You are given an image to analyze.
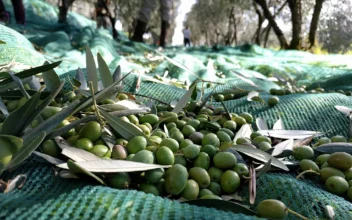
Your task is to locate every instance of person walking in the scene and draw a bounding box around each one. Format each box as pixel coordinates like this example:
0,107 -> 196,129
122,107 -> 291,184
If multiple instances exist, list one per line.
182,26 -> 191,47
131,0 -> 171,47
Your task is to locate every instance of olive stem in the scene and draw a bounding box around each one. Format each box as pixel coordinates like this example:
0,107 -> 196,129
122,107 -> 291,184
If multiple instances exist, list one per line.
296,170 -> 320,179
286,208 -> 309,220
88,81 -> 104,125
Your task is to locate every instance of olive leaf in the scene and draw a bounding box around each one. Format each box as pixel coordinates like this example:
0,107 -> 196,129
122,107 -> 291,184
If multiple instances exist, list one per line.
97,53 -> 113,88
0,97 -> 9,117
75,68 -> 88,90
100,110 -> 156,146
86,46 -> 98,92
257,130 -> 324,139
181,199 -> 256,216
5,132 -> 46,170
233,124 -> 253,143
314,143 -> 352,154
230,71 -> 257,87
57,159 -> 170,173
113,65 -> 122,84
0,61 -> 61,85
42,61 -> 61,91
293,136 -> 314,149
98,100 -> 148,112
273,118 -> 285,130
8,72 -> 31,99
74,71 -> 131,113
62,146 -> 101,162
256,159 -> 271,178
32,151 -> 65,165
256,118 -> 268,130
334,105 -> 352,116
101,132 -> 115,150
67,160 -> 105,185
249,165 -> 256,205
272,139 -> 293,156
172,82 -> 197,114
0,76 -> 32,93
1,91 -> 41,136
247,91 -> 259,101
170,99 -> 178,108
28,76 -> 41,91
0,90 -> 63,100
231,145 -> 289,171
109,109 -> 150,117
22,100 -> 80,144
164,124 -> 170,137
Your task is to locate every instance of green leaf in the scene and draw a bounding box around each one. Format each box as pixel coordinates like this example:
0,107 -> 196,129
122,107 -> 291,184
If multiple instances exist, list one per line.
272,139 -> 293,157
257,130 -> 324,139
172,82 -> 197,114
74,71 -> 131,114
86,46 -> 98,92
182,199 -> 256,216
22,100 -> 80,144
112,65 -> 122,84
5,132 -> 46,170
32,151 -> 65,165
75,68 -> 88,90
97,53 -> 113,88
67,160 -> 105,185
256,118 -> 268,130
0,97 -> 9,117
8,72 -> 30,99
100,110 -> 156,146
0,77 -> 33,92
315,143 -> 352,154
233,124 -> 252,143
42,61 -> 61,91
231,145 -> 289,171
1,91 -> 40,136
0,90 -> 63,100
0,61 -> 61,85
58,159 -> 170,173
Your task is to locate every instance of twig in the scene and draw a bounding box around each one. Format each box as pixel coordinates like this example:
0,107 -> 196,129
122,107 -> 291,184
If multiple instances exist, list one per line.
89,81 -> 104,125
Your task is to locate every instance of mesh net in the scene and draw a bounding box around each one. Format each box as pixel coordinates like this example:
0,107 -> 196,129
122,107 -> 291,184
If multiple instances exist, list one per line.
1,0 -> 352,219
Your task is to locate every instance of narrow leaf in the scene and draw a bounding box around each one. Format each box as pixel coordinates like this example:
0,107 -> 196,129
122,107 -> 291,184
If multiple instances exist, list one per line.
62,147 -> 101,162
257,130 -> 324,139
249,165 -> 256,204
58,159 -> 171,173
0,97 -> 9,117
0,61 -> 61,85
256,159 -> 271,178
272,139 -> 293,156
232,145 -> 289,171
74,71 -> 131,113
315,143 -> 352,154
28,76 -> 41,91
86,46 -> 98,92
100,110 -> 156,146
23,81 -> 65,131
0,77 -> 33,93
42,61 -> 61,91
32,151 -> 65,165
75,68 -> 88,90
233,124 -> 253,142
67,160 -> 105,185
247,91 -> 259,101
1,91 -> 40,136
230,71 -> 257,87
182,200 -> 256,216
98,100 -> 148,111
0,90 -> 63,100
293,136 -> 314,149
101,132 -> 115,150
22,100 -> 80,144
172,83 -> 197,114
109,109 -> 150,117
112,65 -> 122,84
97,53 -> 113,88
170,99 -> 178,108
8,72 -> 30,99
5,132 -> 46,170
273,118 -> 285,130
256,118 -> 269,130
164,124 -> 170,137
335,105 -> 352,116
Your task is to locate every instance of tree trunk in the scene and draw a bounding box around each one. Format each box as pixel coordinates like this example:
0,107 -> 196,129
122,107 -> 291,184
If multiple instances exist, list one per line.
225,7 -> 235,45
58,0 -> 75,23
101,0 -> 118,39
232,13 -> 238,45
252,1 -> 264,46
264,25 -> 271,47
309,0 -> 324,48
288,0 -> 302,49
255,0 -> 288,49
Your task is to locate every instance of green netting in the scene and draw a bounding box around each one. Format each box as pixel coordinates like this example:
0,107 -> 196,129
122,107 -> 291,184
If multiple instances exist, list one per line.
1,0 -> 352,219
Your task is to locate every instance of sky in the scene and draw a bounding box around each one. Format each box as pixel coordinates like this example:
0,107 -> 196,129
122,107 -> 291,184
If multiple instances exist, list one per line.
171,0 -> 196,46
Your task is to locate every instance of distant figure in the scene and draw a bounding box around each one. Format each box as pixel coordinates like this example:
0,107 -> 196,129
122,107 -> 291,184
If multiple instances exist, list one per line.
95,0 -> 108,29
131,0 -> 172,47
183,26 -> 191,47
0,0 -> 25,25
